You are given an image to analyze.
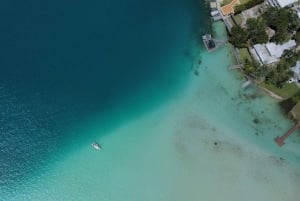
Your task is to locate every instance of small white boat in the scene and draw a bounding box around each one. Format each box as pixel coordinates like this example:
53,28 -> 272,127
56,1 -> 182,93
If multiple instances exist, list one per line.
92,142 -> 102,150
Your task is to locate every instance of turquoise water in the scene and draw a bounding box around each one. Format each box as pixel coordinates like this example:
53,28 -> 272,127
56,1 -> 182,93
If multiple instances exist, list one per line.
5,22 -> 300,201
1,1 -> 300,200
0,0 -> 210,199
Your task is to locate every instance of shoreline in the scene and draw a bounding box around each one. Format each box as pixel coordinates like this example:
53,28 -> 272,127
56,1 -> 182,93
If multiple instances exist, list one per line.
225,31 -> 286,102
259,85 -> 284,101
212,0 -> 290,103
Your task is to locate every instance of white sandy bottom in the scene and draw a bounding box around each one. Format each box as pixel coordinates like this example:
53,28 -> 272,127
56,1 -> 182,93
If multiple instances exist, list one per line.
19,75 -> 300,201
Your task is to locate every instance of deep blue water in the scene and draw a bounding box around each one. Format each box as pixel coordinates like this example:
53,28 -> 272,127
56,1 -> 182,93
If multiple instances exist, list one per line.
0,0 -> 210,194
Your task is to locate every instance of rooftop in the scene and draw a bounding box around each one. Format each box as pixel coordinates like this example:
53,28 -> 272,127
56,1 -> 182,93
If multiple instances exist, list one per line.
266,40 -> 296,58
291,61 -> 300,79
267,0 -> 297,7
253,40 -> 296,64
276,0 -> 297,7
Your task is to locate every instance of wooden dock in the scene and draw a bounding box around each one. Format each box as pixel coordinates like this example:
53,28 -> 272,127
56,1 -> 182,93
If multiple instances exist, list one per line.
212,15 -> 222,21
274,123 -> 300,147
202,34 -> 227,52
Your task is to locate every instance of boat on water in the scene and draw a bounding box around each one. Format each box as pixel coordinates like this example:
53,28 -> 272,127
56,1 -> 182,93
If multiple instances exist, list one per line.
92,142 -> 102,150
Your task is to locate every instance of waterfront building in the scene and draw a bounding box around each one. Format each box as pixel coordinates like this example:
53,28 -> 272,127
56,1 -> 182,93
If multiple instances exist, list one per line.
291,61 -> 300,81
266,0 -> 297,8
251,40 -> 296,65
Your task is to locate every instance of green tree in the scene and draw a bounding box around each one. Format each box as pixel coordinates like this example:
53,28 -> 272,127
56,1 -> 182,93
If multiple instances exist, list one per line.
246,17 -> 268,44
287,11 -> 300,33
254,64 -> 269,79
293,31 -> 300,44
281,49 -> 298,67
263,7 -> 300,44
270,30 -> 289,44
228,26 -> 248,48
243,58 -> 254,74
265,60 -> 293,87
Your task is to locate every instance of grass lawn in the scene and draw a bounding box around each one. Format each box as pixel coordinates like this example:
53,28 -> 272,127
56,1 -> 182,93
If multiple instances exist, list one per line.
262,82 -> 300,99
232,14 -> 243,26
290,101 -> 300,121
240,0 -> 251,4
222,0 -> 251,6
221,0 -> 233,6
239,48 -> 252,62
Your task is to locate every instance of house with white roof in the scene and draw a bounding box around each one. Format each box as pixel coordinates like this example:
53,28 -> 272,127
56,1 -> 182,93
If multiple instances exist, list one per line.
291,61 -> 300,81
266,0 -> 297,8
251,40 -> 296,64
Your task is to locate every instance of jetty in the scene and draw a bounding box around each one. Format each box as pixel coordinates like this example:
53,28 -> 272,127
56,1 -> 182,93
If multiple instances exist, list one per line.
274,123 -> 300,147
229,48 -> 244,71
202,34 -> 227,52
241,80 -> 252,88
229,64 -> 242,70
210,9 -> 222,22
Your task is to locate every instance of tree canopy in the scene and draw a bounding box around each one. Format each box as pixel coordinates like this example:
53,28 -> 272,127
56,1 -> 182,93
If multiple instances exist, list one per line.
265,61 -> 294,87
228,26 -> 248,48
246,17 -> 268,44
293,31 -> 300,44
263,7 -> 300,44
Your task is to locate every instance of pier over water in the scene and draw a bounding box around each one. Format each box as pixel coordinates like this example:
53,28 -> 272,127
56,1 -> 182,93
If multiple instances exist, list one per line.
275,123 -> 300,147
202,34 -> 227,52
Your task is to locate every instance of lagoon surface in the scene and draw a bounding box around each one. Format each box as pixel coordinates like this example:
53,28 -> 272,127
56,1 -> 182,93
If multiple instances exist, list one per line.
0,1 -> 300,201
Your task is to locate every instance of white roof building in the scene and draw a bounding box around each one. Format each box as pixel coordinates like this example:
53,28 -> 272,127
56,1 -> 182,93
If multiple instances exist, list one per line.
277,0 -> 297,7
210,10 -> 219,16
267,0 -> 297,7
292,61 -> 300,80
252,40 -> 296,64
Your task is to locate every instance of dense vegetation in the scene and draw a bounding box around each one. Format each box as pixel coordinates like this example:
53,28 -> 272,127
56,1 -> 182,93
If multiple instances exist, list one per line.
229,17 -> 269,47
246,17 -> 268,44
263,7 -> 300,44
234,0 -> 264,14
227,5 -> 300,96
265,61 -> 293,87
264,49 -> 300,88
243,58 -> 269,79
292,31 -> 300,44
281,49 -> 300,67
230,7 -> 300,47
228,26 -> 248,48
